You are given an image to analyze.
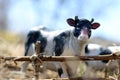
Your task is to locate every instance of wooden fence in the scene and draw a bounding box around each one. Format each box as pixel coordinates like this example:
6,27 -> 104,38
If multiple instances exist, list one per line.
1,41 -> 120,80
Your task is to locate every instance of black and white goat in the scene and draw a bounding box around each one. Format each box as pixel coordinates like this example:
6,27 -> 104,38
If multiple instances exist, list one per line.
85,43 -> 120,70
21,16 -> 100,78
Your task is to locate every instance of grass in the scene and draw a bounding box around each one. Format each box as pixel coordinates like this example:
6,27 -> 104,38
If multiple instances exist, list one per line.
0,30 -> 24,43
0,30 -> 24,56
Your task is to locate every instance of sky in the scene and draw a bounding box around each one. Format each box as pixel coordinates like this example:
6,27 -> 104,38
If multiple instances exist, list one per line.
7,0 -> 120,42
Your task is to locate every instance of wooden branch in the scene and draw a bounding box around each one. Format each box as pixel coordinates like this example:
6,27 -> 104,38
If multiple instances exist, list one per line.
12,53 -> 120,62
1,53 -> 120,62
0,56 -> 31,61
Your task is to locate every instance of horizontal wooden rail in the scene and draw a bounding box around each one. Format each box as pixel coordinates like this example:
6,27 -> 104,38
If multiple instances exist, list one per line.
0,52 -> 120,62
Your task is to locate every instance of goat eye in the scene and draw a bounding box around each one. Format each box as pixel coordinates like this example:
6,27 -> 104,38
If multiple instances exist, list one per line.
76,27 -> 79,30
76,23 -> 79,26
76,23 -> 82,27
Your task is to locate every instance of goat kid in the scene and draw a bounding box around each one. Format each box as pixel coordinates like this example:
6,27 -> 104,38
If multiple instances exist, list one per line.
85,43 -> 120,70
21,16 -> 100,78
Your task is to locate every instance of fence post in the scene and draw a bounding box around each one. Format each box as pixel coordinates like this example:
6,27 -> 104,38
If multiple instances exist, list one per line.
117,60 -> 120,80
34,41 -> 41,80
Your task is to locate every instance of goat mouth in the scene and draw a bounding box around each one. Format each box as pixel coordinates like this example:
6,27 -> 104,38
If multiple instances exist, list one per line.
78,35 -> 89,41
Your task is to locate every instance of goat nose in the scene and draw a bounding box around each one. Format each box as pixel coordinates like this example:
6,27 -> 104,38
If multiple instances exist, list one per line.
82,28 -> 88,35
79,28 -> 89,40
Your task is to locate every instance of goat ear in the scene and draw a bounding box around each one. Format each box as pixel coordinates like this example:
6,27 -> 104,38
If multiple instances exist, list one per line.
67,18 -> 75,26
91,23 -> 100,29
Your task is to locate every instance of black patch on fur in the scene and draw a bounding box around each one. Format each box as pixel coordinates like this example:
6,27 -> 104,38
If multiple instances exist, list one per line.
85,44 -> 90,54
99,48 -> 112,63
58,68 -> 63,77
25,30 -> 47,56
73,27 -> 81,37
25,31 -> 40,56
54,31 -> 70,56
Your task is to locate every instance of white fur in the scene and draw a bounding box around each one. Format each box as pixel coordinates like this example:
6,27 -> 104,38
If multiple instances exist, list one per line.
108,46 -> 120,53
85,43 -> 102,56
